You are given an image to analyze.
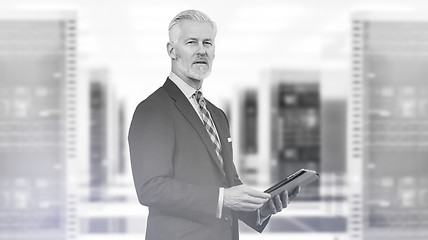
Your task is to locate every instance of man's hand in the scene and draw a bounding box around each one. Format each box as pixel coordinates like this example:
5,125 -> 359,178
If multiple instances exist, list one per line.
223,185 -> 271,212
259,186 -> 301,217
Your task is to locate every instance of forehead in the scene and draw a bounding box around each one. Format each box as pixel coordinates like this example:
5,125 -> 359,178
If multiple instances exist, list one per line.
176,20 -> 216,40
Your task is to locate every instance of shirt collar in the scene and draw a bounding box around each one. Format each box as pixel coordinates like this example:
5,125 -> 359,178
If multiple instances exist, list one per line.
169,72 -> 202,100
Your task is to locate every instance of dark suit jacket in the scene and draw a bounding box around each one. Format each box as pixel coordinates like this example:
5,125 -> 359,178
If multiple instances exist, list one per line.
128,78 -> 270,240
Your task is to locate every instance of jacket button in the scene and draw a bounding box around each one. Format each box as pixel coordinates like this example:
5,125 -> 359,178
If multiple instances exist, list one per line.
224,216 -> 233,226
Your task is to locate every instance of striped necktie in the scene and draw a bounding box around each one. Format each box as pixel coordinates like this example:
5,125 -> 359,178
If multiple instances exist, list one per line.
193,91 -> 223,167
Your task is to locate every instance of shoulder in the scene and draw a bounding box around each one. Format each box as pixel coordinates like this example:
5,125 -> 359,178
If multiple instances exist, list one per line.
133,87 -> 172,115
128,87 -> 175,144
138,86 -> 169,106
130,86 -> 174,129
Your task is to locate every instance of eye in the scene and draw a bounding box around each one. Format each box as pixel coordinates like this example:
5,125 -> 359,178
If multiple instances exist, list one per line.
204,41 -> 213,46
186,40 -> 197,45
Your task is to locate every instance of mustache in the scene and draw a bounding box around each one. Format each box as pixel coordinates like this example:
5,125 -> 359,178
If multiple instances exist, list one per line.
193,58 -> 208,64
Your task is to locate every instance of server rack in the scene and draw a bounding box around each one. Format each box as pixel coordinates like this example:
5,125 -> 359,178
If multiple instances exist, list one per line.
0,12 -> 77,240
349,12 -> 428,240
80,69 -> 130,235
265,70 -> 321,201
254,69 -> 350,234
236,89 -> 259,186
89,72 -> 108,202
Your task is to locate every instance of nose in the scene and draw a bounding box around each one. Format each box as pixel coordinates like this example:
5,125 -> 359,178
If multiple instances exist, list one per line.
196,42 -> 207,56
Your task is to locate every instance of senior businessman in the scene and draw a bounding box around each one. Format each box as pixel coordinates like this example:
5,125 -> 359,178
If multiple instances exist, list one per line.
128,9 -> 300,240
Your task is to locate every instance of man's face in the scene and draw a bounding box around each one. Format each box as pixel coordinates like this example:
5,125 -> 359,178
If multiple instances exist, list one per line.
171,20 -> 216,83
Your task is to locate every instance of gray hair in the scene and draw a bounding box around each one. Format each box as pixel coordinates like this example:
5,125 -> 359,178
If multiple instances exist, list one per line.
168,9 -> 217,40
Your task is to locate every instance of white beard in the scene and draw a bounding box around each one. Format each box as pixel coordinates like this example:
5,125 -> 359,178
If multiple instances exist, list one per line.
176,59 -> 211,81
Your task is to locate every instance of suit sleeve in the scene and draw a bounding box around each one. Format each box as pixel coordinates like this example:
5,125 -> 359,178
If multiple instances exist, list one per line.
128,101 -> 219,224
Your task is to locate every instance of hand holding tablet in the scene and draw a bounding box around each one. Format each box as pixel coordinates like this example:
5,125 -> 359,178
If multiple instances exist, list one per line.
258,169 -> 319,218
264,168 -> 319,196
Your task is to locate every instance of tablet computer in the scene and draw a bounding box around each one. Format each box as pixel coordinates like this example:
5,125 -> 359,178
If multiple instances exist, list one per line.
264,168 -> 319,196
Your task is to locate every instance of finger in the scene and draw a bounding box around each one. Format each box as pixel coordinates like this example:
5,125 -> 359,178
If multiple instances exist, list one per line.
259,203 -> 271,216
268,199 -> 277,214
242,202 -> 265,211
284,190 -> 289,207
273,195 -> 283,212
281,190 -> 287,200
246,188 -> 271,199
289,186 -> 301,200
242,195 -> 269,204
280,191 -> 288,208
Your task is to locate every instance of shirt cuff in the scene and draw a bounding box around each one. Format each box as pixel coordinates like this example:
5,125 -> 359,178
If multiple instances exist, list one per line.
256,209 -> 270,225
216,187 -> 224,218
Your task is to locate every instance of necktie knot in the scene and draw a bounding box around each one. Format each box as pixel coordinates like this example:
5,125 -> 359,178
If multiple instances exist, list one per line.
193,90 -> 204,106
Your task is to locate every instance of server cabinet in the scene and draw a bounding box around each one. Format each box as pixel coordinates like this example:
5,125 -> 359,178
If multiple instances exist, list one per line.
0,12 -> 77,240
349,13 -> 428,240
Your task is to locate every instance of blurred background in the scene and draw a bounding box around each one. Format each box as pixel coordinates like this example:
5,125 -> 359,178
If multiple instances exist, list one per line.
1,0 -> 428,240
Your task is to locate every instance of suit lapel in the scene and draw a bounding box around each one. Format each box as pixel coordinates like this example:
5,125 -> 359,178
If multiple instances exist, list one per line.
163,79 -> 226,177
207,101 -> 235,185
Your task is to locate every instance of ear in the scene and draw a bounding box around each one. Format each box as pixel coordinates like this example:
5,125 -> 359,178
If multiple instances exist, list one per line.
167,42 -> 177,60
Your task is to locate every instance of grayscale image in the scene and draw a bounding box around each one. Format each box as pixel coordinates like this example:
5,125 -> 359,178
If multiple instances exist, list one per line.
0,1 -> 427,240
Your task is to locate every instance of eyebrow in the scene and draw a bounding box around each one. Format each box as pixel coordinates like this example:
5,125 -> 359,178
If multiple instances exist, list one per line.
185,37 -> 214,42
